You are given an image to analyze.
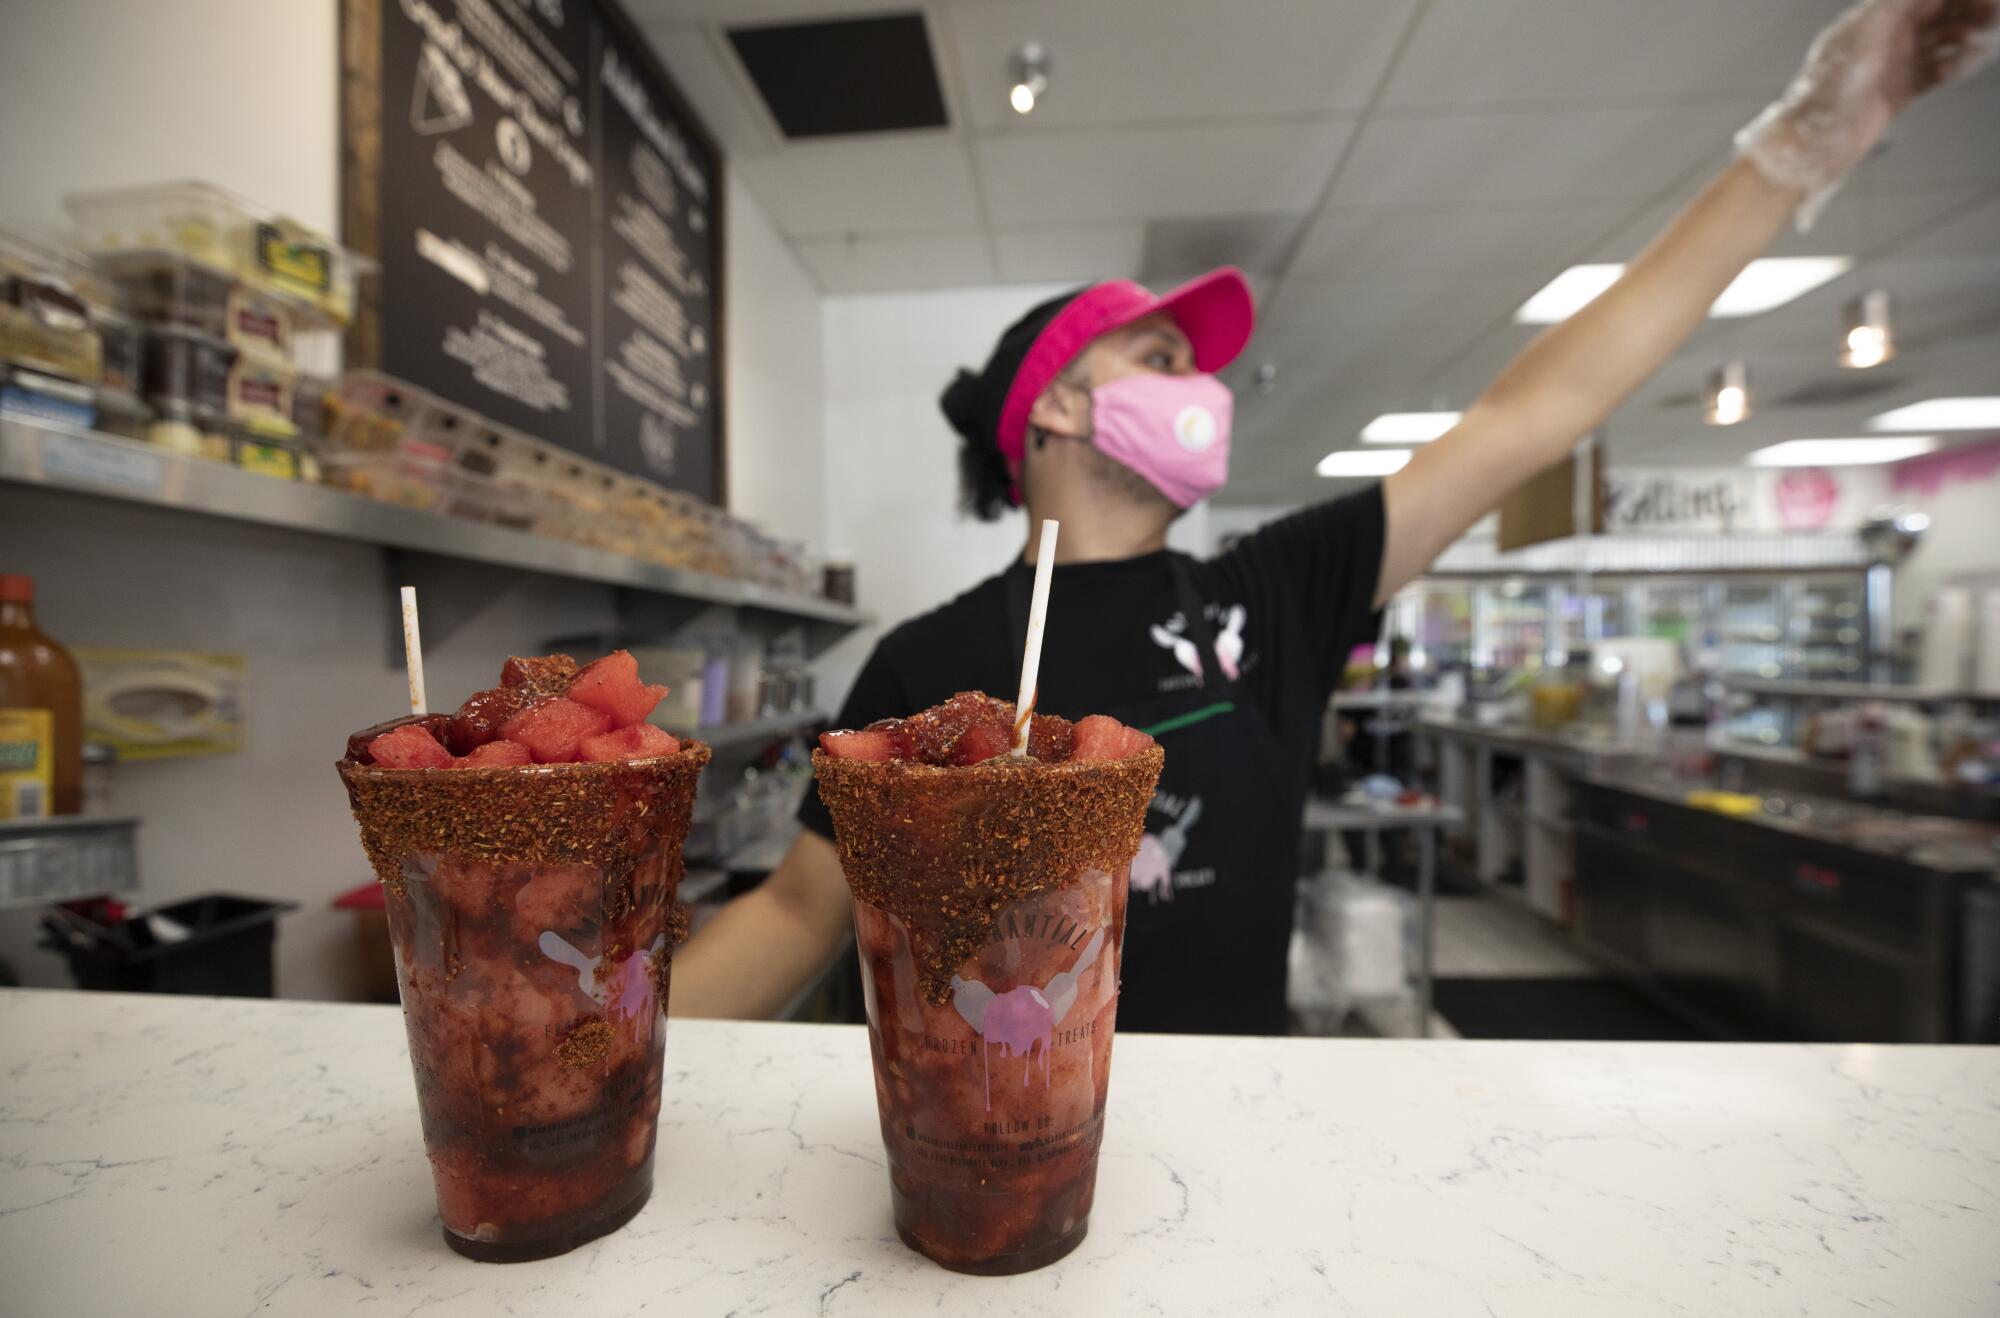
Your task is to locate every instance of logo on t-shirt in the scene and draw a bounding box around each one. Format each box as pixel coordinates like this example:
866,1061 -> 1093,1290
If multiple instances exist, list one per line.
1132,794 -> 1204,904
1147,602 -> 1248,689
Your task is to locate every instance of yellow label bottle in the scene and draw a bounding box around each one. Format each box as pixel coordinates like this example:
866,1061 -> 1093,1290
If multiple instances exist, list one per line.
0,707 -> 54,820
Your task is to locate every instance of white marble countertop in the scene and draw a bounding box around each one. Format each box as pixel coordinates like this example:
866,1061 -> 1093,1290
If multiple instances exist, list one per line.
3,989 -> 1997,1317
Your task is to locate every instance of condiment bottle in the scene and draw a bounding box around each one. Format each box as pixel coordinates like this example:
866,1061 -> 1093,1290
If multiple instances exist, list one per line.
0,574 -> 82,817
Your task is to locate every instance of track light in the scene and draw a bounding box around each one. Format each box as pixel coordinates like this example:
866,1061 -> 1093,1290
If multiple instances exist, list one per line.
1839,289 -> 1895,370
1705,361 -> 1752,427
1009,43 -> 1049,115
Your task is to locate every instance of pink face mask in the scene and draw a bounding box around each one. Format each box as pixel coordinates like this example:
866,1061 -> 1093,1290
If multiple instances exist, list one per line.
1088,372 -> 1234,509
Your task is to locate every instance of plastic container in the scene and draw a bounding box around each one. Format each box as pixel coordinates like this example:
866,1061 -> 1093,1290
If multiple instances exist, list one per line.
91,308 -> 143,396
66,181 -> 359,324
145,400 -> 230,462
93,388 -> 151,442
142,325 -> 235,416
42,892 -> 298,997
233,431 -> 306,481
0,366 -> 96,431
225,356 -> 295,435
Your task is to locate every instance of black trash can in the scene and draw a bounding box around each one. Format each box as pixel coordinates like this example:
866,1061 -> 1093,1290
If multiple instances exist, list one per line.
42,893 -> 299,997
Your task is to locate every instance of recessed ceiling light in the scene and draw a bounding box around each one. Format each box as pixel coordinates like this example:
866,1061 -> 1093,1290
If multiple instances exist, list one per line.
1747,437 -> 1938,467
1317,449 -> 1413,477
1515,256 -> 1853,324
1868,397 -> 2000,431
1360,411 -> 1460,443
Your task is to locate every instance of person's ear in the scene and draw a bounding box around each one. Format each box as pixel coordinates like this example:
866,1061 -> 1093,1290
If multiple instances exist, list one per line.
1028,373 -> 1091,440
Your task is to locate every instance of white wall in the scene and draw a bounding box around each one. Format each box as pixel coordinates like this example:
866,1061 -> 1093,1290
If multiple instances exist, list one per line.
723,172 -> 824,545
0,0 -> 828,998
0,0 -> 341,236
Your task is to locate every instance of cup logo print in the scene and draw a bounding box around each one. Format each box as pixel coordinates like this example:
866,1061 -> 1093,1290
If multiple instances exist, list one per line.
1131,796 -> 1202,905
540,929 -> 667,1027
950,928 -> 1106,1112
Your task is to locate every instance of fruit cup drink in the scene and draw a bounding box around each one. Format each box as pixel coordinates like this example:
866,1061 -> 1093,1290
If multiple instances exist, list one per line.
814,693 -> 1164,1274
338,652 -> 708,1261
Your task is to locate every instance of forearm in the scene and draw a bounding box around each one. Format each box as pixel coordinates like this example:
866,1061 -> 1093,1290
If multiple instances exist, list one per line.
669,859 -> 851,1019
1376,160 -> 1799,603
1478,158 -> 1798,457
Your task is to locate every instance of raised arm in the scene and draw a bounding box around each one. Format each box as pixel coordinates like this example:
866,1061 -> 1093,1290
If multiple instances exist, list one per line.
668,828 -> 852,1018
1375,0 -> 1996,607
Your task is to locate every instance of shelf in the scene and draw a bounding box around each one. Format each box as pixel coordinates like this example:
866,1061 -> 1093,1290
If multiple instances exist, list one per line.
1724,678 -> 2000,705
1,418 -> 873,631
0,816 -> 140,911
660,709 -> 825,751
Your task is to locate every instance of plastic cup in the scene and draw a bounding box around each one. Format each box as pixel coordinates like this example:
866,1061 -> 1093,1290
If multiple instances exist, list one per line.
338,731 -> 708,1261
814,745 -> 1163,1273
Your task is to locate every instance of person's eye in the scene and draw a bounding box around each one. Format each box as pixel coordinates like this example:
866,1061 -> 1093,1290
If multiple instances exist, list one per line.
1144,351 -> 1174,369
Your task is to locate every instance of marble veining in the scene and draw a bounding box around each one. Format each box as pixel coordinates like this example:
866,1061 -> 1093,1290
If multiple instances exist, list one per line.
2,989 -> 1997,1316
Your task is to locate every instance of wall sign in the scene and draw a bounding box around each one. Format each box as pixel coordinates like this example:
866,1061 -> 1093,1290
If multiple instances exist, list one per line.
1604,466 -> 1886,535
342,0 -> 724,500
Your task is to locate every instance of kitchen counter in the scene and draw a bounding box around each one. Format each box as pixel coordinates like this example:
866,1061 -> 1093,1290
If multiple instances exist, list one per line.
4,990 -> 1998,1316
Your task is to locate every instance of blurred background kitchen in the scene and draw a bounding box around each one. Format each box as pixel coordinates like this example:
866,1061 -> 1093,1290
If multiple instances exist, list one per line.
1,0 -> 1996,1043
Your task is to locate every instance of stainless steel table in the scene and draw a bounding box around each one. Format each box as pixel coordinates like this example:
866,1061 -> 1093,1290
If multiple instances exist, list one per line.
1301,796 -> 1464,1036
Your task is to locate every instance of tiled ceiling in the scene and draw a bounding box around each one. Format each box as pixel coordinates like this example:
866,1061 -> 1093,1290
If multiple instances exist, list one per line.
629,0 -> 2000,505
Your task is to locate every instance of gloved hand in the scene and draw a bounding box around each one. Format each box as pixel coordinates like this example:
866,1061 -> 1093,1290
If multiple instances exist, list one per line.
1736,0 -> 1998,229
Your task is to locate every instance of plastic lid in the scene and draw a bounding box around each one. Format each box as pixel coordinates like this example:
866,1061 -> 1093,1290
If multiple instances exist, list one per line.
0,574 -> 33,602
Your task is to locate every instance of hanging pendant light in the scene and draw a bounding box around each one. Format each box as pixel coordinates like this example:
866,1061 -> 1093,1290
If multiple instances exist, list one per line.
1704,360 -> 1752,426
1839,289 -> 1895,369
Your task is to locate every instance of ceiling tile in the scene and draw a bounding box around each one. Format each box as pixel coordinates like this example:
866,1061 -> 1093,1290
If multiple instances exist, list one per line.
1380,0 -> 1838,110
639,21 -> 779,154
992,222 -> 1146,283
1140,213 -> 1307,283
794,230 -> 995,293
976,119 -> 1353,225
945,0 -> 1417,131
1332,102 -> 1758,209
1858,74 -> 2000,193
734,137 -> 982,237
1288,202 -> 1628,285
1893,191 -> 2000,258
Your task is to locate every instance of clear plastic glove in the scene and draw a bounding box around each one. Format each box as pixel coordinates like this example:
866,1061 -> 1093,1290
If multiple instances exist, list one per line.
1737,0 -> 1999,229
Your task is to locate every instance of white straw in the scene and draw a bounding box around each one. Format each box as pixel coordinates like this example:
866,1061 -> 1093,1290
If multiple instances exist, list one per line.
1011,519 -> 1059,757
399,586 -> 428,716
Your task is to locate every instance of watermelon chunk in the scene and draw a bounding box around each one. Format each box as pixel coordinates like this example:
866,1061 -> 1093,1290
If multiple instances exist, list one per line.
500,653 -> 579,689
456,739 -> 532,767
500,698 -> 613,763
1070,714 -> 1156,763
908,692 -> 1017,766
1027,713 -> 1074,763
568,649 -> 669,728
820,728 -> 902,761
368,723 -> 454,770
578,723 -> 681,762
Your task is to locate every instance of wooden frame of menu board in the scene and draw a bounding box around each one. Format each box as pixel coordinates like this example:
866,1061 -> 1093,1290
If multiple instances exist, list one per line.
339,0 -> 728,505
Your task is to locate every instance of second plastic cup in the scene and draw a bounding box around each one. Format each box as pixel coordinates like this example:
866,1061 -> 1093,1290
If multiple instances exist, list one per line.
815,745 -> 1162,1273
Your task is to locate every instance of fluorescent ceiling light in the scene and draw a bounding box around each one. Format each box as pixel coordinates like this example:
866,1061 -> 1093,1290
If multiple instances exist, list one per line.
1868,397 -> 2000,431
1515,256 -> 1853,324
1360,411 -> 1461,443
1747,437 -> 1938,467
1318,449 -> 1413,477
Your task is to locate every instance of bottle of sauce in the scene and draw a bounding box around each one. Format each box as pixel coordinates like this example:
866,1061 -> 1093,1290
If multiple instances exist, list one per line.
0,574 -> 82,818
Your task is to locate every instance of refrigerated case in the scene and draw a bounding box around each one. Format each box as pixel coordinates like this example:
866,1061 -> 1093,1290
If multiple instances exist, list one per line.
1392,571 -> 1868,681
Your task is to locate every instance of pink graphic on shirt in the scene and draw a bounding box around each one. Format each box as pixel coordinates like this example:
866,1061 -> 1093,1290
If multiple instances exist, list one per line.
1215,605 -> 1247,680
1149,622 -> 1203,680
951,928 -> 1105,1111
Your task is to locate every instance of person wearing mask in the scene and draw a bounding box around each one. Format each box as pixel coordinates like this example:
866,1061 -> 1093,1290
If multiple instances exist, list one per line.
672,0 -> 1997,1032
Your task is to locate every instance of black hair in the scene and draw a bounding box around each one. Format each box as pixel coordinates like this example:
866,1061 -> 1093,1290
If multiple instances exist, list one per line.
937,286 -> 1089,522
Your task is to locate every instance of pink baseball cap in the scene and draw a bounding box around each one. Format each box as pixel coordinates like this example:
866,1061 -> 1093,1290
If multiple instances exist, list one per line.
993,267 -> 1256,471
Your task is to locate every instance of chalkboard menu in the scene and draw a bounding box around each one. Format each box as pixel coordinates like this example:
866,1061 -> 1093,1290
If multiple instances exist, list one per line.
342,0 -> 723,500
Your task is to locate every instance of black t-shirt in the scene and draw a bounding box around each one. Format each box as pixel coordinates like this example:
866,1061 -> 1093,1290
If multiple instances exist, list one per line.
800,484 -> 1387,1032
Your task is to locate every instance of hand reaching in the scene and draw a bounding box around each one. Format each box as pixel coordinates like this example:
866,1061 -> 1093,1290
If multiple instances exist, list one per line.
1736,0 -> 1998,229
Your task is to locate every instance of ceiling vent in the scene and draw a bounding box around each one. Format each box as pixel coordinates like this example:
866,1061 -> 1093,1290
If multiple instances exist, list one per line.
1771,375 -> 1912,408
727,12 -> 948,140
